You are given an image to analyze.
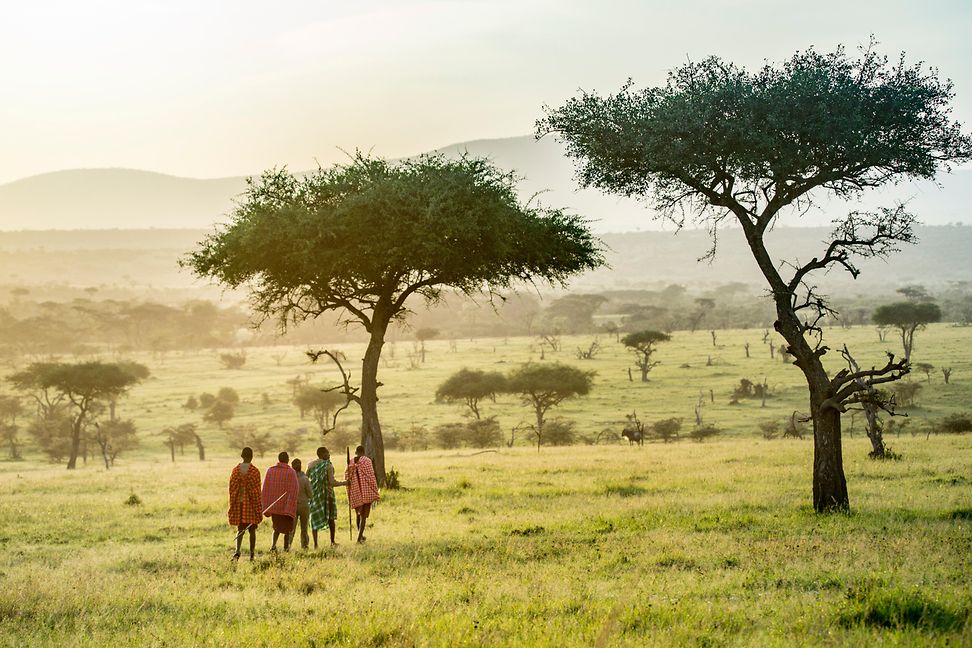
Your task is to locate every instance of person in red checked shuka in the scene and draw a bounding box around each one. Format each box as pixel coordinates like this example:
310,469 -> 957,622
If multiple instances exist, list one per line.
345,445 -> 380,544
262,451 -> 299,552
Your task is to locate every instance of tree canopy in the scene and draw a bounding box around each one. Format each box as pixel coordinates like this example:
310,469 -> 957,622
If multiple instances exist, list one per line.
621,330 -> 671,382
873,301 -> 942,360
540,42 -> 972,511
436,368 -> 508,419
507,363 -> 594,451
184,153 -> 604,483
8,361 -> 148,469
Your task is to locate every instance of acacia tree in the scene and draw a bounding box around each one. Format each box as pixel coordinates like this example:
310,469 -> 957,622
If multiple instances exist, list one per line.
0,394 -> 24,459
435,368 -> 508,419
414,328 -> 439,364
540,43 -> 972,511
621,330 -> 671,381
184,154 -> 603,484
872,301 -> 942,360
293,386 -> 346,440
507,363 -> 594,452
8,362 -> 148,469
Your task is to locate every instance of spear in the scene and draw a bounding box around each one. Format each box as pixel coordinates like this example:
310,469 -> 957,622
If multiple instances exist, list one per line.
233,490 -> 288,545
347,446 -> 353,540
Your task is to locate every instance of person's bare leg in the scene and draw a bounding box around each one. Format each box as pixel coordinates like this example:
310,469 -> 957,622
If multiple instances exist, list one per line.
234,525 -> 245,559
357,513 -> 367,543
329,520 -> 337,546
272,531 -> 280,551
248,527 -> 256,560
312,529 -> 319,549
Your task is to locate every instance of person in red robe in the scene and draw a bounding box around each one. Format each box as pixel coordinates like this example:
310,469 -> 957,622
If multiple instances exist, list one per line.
262,451 -> 299,551
345,445 -> 380,544
228,447 -> 262,561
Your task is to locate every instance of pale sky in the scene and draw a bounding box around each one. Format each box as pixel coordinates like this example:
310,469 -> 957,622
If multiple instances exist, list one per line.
0,0 -> 969,184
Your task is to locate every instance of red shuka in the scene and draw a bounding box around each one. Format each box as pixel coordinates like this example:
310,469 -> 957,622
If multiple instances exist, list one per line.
346,455 -> 380,509
262,462 -> 299,519
228,463 -> 262,526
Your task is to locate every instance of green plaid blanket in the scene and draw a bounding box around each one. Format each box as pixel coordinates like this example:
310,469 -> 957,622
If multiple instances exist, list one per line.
308,459 -> 338,529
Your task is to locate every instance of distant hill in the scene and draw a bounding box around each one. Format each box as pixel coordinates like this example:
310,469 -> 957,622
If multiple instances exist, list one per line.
1,136 -> 970,231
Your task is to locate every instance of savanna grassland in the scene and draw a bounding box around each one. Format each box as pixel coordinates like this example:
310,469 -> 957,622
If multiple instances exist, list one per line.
1,324 -> 971,646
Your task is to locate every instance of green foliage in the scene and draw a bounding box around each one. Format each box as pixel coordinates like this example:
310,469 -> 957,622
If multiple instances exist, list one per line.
541,418 -> 576,446
198,393 -> 216,409
434,423 -> 465,449
873,302 -> 943,329
651,417 -> 682,443
124,493 -> 142,507
216,387 -> 240,405
689,424 -> 722,443
384,468 -> 402,490
939,413 -> 972,434
27,417 -> 72,462
621,330 -> 671,381
466,417 -> 503,448
203,399 -> 235,428
182,154 -> 604,329
218,352 -> 246,370
508,362 -> 594,450
435,368 -> 508,419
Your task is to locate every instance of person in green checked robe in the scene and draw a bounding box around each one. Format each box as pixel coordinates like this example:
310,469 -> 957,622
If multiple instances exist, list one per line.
307,447 -> 349,548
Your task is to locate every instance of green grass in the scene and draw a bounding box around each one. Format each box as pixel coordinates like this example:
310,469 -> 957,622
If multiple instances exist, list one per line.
0,324 -> 971,645
0,440 -> 970,645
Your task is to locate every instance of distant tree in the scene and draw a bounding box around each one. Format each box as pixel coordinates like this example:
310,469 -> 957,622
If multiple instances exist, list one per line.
281,427 -> 307,455
892,382 -> 922,408
603,321 -> 620,342
435,368 -> 508,420
398,424 -> 430,451
204,399 -> 235,428
183,154 -> 603,484
873,302 -> 942,360
575,339 -> 602,360
0,394 -> 25,459
162,423 -> 203,462
415,328 -> 439,364
942,367 -> 952,385
897,285 -> 931,302
621,330 -> 671,382
226,426 -> 273,458
92,419 -> 138,469
543,294 -> 607,334
183,395 -> 199,411
28,416 -> 73,463
8,362 -> 148,469
217,387 -> 240,405
688,298 -> 715,333
507,363 -> 594,451
271,350 -> 288,366
540,42 -> 972,511
915,362 -> 935,383
219,351 -> 247,370
198,393 -> 217,409
293,386 -> 346,439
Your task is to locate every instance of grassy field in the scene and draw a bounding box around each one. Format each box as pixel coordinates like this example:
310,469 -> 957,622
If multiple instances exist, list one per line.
0,324 -> 971,645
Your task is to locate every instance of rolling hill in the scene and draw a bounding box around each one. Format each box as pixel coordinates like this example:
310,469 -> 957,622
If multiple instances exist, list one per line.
1,136 -> 970,232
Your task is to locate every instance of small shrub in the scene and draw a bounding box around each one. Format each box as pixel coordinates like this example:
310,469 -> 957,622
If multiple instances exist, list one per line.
198,392 -> 216,409
466,417 -> 502,448
509,525 -> 544,537
689,424 -> 721,442
940,413 -> 972,434
604,484 -> 647,497
892,381 -> 922,408
948,508 -> 972,521
219,352 -> 247,370
125,493 -> 142,507
385,468 -> 402,490
651,417 -> 682,443
759,420 -> 780,440
217,387 -> 240,404
183,395 -> 199,410
434,423 -> 464,449
543,418 -> 576,446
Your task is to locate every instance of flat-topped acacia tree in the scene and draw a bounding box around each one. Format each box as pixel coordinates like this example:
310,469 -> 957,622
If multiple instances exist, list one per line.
540,43 -> 972,511
184,154 -> 603,484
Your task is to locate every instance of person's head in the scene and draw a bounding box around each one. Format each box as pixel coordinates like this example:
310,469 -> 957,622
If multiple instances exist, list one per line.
291,458 -> 302,473
355,445 -> 365,458
278,451 -> 289,464
317,446 -> 329,460
241,447 -> 253,463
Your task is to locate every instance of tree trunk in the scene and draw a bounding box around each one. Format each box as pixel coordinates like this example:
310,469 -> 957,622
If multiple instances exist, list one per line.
194,434 -> 205,461
360,316 -> 388,486
863,402 -> 886,459
67,415 -> 83,470
810,386 -> 849,511
169,441 -> 175,463
534,403 -> 544,452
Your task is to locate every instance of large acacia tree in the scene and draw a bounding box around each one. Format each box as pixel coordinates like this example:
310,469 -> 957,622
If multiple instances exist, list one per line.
540,43 -> 972,511
873,301 -> 942,361
184,154 -> 603,483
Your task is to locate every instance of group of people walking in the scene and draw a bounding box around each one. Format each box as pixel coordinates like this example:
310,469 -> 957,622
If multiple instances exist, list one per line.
227,445 -> 380,561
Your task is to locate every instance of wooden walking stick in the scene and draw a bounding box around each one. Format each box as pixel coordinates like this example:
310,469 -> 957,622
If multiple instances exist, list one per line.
347,446 -> 353,541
